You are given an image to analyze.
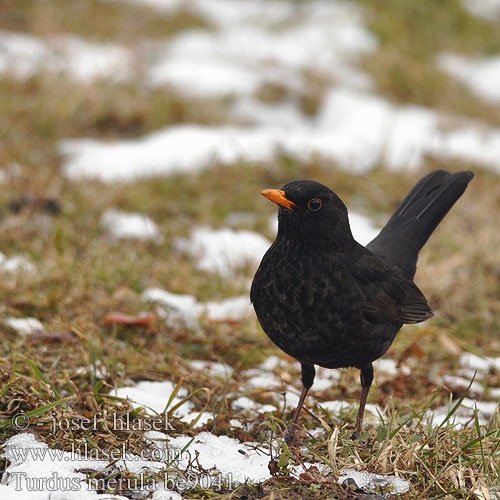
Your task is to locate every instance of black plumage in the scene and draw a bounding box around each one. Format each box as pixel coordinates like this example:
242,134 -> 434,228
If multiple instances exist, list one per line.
250,170 -> 474,442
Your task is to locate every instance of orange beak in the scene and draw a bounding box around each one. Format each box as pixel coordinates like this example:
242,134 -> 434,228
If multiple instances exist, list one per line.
261,189 -> 297,211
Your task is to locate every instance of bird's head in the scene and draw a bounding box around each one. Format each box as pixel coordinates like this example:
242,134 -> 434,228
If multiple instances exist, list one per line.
262,179 -> 353,247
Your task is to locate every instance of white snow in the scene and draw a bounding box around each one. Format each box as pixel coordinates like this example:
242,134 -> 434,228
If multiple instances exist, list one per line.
203,296 -> 254,322
1,432 -> 190,499
242,368 -> 284,390
100,209 -> 164,243
59,125 -> 283,182
0,0 -> 376,96
1,433 -> 123,500
0,30 -> 132,82
428,398 -> 499,427
166,431 -> 270,483
173,226 -> 271,276
311,367 -> 342,392
437,52 -> 500,104
0,252 -> 36,274
148,19 -> 373,96
113,380 -> 194,417
462,0 -> 500,20
231,396 -> 276,413
348,212 -> 380,246
460,352 -> 500,373
1,430 -> 270,499
189,360 -> 232,378
152,490 -> 183,500
339,468 -> 410,495
441,374 -> 485,396
5,317 -> 44,335
258,355 -> 294,372
182,411 -> 214,429
142,287 -> 202,328
142,287 -> 255,327
2,4 -> 500,179
60,88 -> 500,182
115,0 -> 376,95
489,387 -> 500,398
75,361 -> 109,380
149,49 -> 262,97
374,358 -> 412,378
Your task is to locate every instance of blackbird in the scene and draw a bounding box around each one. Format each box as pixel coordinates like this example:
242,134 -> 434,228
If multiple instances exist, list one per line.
250,170 -> 473,442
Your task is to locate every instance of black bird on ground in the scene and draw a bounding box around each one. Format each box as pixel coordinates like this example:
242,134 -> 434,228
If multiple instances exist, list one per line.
250,170 -> 474,443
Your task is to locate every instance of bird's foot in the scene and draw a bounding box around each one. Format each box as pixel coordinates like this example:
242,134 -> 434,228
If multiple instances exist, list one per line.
350,428 -> 369,445
284,423 -> 301,447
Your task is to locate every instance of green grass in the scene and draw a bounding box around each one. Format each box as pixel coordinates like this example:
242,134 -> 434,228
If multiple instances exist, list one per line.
0,0 -> 499,498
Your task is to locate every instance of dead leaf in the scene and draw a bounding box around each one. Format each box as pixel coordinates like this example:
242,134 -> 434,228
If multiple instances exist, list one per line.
103,312 -> 156,328
27,330 -> 76,343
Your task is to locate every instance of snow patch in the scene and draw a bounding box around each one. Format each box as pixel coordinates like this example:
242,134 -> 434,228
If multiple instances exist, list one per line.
203,296 -> 253,322
489,387 -> 500,399
463,0 -> 500,20
59,125 -> 282,182
242,368 -> 284,390
348,212 -> 380,246
113,380 -> 194,417
339,468 -> 410,495
60,88 -> 500,182
0,30 -> 132,82
0,252 -> 36,274
142,287 -> 254,327
460,352 -> 500,373
429,398 -> 498,427
142,287 -> 201,328
189,360 -> 232,378
173,226 -> 270,276
5,317 -> 44,335
374,358 -> 412,378
167,431 -> 270,483
312,367 -> 342,392
259,355 -> 291,371
100,209 -> 163,243
232,396 -> 276,413
437,52 -> 500,104
1,433 -> 125,500
441,374 -> 485,397
120,0 -> 376,95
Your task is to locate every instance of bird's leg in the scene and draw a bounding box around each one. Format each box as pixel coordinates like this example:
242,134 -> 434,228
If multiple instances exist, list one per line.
351,363 -> 374,440
285,362 -> 315,445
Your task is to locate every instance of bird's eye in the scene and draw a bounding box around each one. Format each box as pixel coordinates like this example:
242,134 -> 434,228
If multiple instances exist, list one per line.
307,198 -> 322,211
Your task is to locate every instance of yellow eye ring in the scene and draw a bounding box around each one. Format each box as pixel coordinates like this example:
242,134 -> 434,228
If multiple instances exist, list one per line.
307,198 -> 322,211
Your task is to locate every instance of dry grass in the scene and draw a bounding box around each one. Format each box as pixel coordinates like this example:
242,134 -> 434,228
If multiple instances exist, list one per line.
360,0 -> 500,125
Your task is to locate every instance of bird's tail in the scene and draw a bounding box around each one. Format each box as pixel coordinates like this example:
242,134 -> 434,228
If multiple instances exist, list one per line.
366,170 -> 474,279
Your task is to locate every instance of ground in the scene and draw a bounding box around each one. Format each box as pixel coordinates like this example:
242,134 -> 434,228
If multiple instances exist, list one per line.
0,1 -> 499,499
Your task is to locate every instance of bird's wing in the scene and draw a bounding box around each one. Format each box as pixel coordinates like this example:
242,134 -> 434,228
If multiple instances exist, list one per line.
352,251 -> 434,325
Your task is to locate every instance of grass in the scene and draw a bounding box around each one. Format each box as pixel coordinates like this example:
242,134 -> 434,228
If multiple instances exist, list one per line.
0,0 -> 499,498
359,0 -> 500,125
0,0 -> 210,42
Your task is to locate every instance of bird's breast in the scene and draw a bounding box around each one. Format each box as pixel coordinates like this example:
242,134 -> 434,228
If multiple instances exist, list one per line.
251,241 -> 368,367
